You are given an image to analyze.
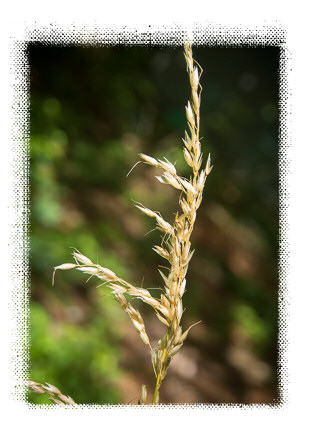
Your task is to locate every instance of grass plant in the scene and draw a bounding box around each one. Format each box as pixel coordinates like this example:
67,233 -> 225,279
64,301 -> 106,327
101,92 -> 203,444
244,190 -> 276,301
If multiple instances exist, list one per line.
27,39 -> 212,405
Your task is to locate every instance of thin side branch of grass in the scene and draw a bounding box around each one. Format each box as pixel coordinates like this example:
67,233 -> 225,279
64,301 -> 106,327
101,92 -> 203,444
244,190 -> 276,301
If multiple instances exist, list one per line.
26,381 -> 77,406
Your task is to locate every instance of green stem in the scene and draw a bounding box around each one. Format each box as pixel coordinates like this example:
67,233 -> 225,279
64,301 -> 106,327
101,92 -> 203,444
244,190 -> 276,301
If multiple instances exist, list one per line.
152,329 -> 170,405
152,372 -> 161,405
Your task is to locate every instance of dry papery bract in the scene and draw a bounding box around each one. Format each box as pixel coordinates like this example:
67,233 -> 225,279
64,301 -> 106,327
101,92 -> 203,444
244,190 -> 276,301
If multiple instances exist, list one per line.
31,41 -> 212,406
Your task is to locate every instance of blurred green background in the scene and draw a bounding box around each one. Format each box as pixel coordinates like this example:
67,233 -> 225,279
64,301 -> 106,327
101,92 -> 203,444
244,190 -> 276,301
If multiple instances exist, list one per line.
28,44 -> 279,404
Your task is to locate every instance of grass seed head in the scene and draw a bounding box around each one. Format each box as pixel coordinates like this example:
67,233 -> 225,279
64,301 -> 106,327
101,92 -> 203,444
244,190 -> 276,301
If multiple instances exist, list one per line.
48,40 -> 210,406
139,153 -> 159,166
76,266 -> 99,274
52,263 -> 77,285
192,67 -> 199,90
185,101 -> 195,127
135,205 -> 157,218
72,251 -> 93,265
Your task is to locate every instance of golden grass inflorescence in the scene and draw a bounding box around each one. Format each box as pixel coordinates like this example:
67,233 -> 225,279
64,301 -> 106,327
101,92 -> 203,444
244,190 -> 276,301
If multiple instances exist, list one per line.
26,381 -> 77,406
30,41 -> 212,405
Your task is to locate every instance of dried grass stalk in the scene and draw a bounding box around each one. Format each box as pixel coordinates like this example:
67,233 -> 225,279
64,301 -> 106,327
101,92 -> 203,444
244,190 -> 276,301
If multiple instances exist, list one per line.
29,39 -> 212,405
